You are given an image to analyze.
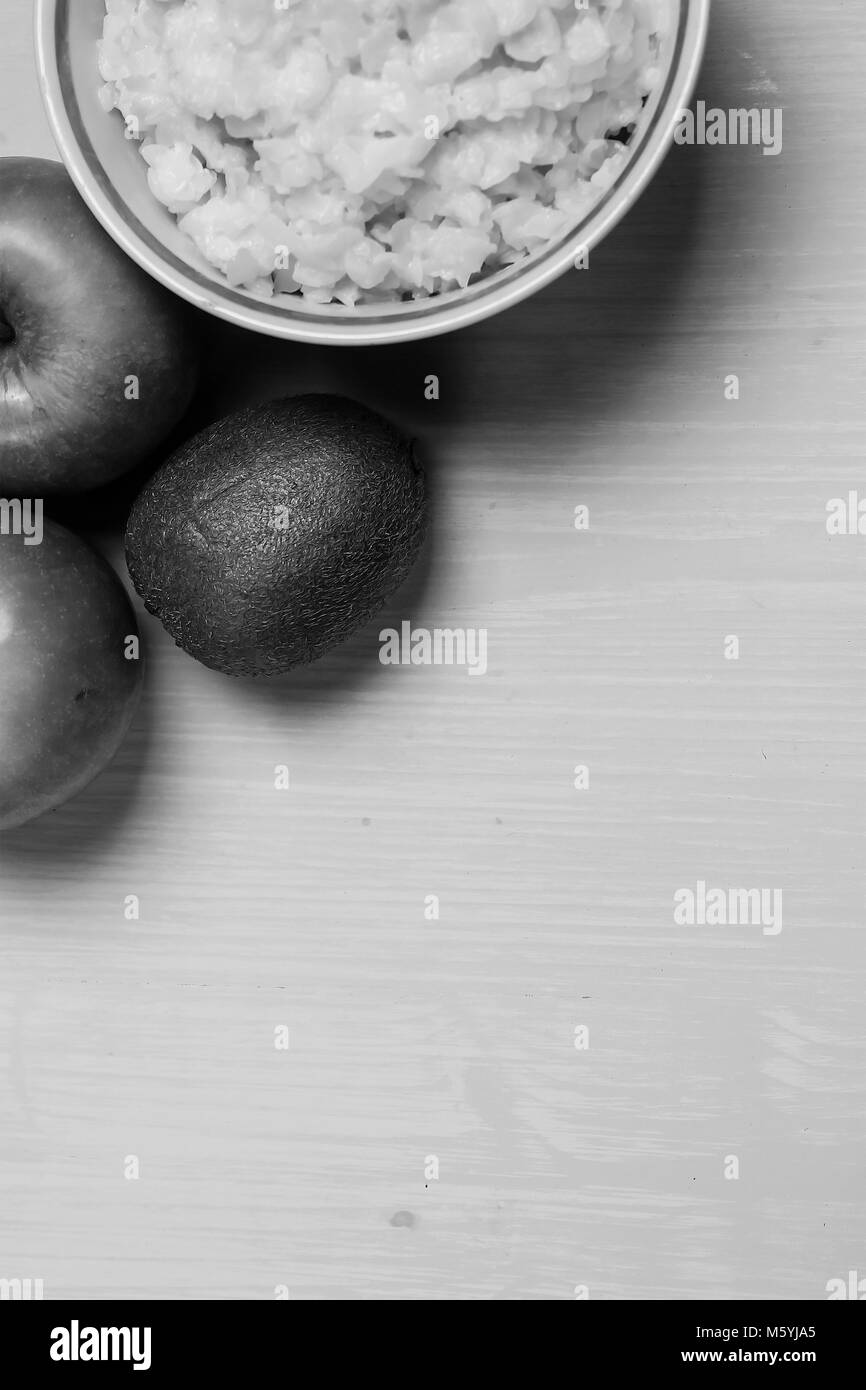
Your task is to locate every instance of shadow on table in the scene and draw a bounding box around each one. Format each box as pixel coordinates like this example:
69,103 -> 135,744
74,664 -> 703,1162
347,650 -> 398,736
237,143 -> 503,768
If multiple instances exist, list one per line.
192,142 -> 708,421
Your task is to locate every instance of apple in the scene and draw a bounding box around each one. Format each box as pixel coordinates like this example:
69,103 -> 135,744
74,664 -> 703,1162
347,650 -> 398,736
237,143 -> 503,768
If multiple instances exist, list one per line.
0,158 -> 199,494
0,517 -> 143,830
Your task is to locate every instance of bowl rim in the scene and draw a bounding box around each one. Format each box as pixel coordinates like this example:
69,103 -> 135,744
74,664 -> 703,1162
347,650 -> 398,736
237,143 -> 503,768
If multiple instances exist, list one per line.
34,0 -> 711,346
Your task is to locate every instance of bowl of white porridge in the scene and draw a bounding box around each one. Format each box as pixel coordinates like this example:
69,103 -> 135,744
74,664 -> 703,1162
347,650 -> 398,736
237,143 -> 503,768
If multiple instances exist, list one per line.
35,0 -> 710,345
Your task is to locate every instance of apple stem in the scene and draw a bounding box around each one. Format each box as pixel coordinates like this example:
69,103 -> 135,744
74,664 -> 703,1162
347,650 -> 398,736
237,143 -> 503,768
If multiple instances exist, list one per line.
0,315 -> 14,346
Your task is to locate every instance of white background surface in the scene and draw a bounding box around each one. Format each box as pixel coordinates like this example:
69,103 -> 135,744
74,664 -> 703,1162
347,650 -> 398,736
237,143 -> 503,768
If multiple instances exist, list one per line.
1,0 -> 864,1300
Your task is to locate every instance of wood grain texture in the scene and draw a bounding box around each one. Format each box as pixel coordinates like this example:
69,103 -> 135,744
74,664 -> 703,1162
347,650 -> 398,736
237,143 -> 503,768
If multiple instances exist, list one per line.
1,1 -> 864,1300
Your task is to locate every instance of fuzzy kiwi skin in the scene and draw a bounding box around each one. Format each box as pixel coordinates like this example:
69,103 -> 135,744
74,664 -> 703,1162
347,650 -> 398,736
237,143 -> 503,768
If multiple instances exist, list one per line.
124,394 -> 427,678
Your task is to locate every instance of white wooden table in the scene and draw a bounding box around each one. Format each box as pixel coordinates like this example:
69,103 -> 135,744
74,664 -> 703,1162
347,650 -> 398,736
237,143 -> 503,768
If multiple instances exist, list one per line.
1,1 -> 864,1300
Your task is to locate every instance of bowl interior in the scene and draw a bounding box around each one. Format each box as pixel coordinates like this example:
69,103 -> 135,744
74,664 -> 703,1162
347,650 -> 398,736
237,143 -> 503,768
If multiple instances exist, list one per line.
46,0 -> 698,342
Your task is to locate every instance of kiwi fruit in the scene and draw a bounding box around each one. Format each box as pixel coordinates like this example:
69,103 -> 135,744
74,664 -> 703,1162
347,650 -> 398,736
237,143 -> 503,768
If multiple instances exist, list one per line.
125,394 -> 426,677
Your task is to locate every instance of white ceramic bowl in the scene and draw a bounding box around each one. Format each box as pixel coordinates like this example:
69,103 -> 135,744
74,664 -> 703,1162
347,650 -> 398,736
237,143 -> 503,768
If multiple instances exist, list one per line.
35,0 -> 710,347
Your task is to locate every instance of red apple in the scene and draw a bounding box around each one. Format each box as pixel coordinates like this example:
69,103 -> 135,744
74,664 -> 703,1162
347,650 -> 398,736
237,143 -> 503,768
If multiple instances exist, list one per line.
0,157 -> 199,494
0,517 -> 143,829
